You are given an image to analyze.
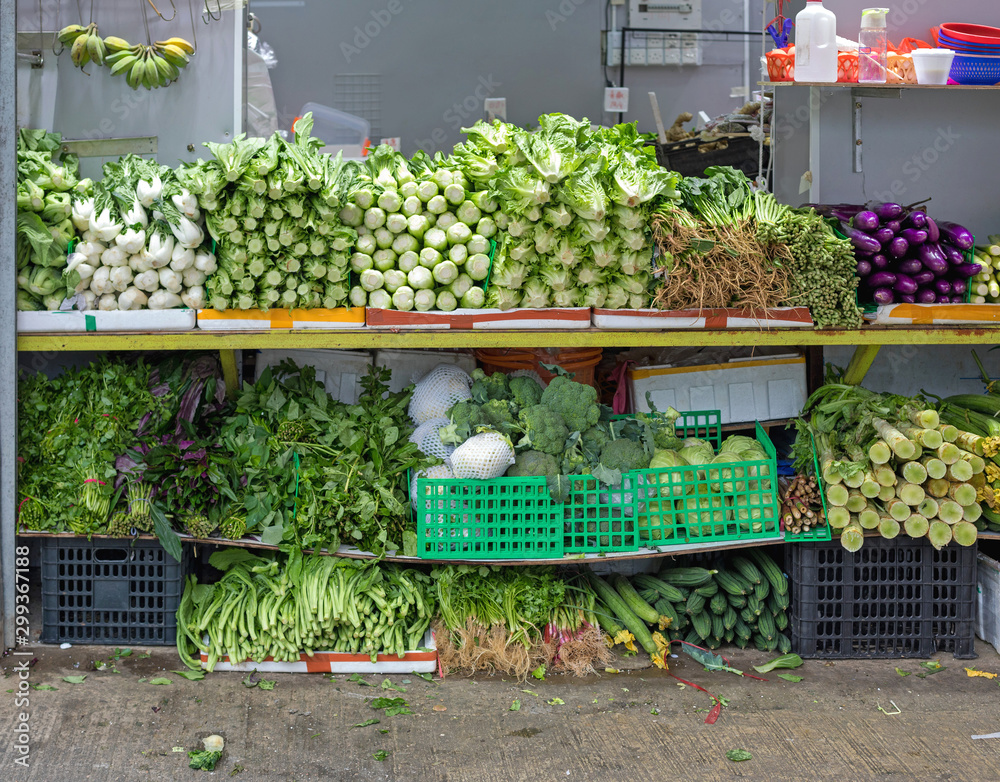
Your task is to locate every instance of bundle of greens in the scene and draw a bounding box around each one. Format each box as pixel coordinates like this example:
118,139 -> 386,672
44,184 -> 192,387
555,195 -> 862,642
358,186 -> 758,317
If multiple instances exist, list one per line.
16,128 -> 92,310
458,115 -> 680,310
180,113 -> 359,311
343,145 -> 494,311
66,154 -> 214,311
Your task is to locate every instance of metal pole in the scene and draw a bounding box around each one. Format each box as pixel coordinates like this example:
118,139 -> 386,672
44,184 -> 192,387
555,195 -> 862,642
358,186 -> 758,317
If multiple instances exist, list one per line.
0,0 -> 17,649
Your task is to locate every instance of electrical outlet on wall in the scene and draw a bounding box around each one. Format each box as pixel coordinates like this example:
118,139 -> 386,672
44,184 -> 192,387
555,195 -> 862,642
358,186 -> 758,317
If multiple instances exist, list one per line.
629,46 -> 646,66
647,44 -> 664,65
606,31 -> 622,67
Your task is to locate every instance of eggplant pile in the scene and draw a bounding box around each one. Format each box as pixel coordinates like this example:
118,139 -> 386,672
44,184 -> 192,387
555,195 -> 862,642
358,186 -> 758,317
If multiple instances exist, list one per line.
813,203 -> 980,306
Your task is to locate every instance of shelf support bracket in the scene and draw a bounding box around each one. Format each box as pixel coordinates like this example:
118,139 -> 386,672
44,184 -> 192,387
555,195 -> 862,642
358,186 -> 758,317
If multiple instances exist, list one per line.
219,349 -> 239,399
843,345 -> 881,386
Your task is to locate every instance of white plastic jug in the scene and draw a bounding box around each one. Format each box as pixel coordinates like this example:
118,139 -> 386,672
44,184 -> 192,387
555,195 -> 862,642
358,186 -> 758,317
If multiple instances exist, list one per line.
794,0 -> 838,83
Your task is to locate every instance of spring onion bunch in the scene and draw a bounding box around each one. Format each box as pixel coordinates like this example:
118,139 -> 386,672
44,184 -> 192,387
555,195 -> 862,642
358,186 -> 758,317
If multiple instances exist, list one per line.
180,113 -> 359,311
458,115 -> 680,310
15,129 -> 92,311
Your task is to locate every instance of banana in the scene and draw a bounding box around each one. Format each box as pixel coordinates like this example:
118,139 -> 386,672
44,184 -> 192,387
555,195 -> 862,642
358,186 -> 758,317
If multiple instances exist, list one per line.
158,44 -> 190,69
143,58 -> 160,89
57,24 -> 87,44
86,32 -> 105,66
126,58 -> 145,90
102,36 -> 132,53
109,54 -> 136,77
70,34 -> 90,68
105,49 -> 134,65
152,54 -> 176,85
155,37 -> 195,55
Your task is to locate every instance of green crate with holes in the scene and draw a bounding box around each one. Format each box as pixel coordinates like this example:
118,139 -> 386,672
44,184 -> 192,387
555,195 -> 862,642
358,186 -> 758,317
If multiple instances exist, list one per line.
562,472 -> 640,554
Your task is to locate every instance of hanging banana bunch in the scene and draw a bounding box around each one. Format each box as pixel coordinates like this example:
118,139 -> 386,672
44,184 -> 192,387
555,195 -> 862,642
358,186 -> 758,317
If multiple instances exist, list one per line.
58,23 -> 107,69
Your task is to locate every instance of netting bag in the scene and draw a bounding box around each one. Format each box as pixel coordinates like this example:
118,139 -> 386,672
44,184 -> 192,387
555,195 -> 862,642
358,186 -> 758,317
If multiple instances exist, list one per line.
410,462 -> 457,510
408,364 -> 473,426
409,417 -> 455,462
450,432 -> 516,480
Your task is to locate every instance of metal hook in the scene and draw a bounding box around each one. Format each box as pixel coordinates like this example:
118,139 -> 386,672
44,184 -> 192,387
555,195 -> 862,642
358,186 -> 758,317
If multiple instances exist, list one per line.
186,0 -> 199,54
140,0 -> 152,45
202,0 -> 222,23
248,12 -> 261,35
146,0 -> 177,22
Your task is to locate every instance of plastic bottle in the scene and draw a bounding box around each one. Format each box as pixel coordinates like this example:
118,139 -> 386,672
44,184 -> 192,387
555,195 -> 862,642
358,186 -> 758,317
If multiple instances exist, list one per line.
859,8 -> 889,83
794,0 -> 838,83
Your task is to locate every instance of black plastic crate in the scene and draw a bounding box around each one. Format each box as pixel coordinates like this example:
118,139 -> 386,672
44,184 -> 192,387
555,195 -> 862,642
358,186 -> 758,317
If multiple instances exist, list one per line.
41,538 -> 188,646
653,136 -> 769,179
789,538 -> 977,659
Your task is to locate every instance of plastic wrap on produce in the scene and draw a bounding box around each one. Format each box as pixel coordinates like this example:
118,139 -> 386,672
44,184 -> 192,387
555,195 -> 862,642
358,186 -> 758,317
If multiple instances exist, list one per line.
864,303 -> 1000,325
197,308 -> 366,329
200,630 -> 437,673
365,307 -> 591,329
17,309 -> 196,333
592,307 -> 814,330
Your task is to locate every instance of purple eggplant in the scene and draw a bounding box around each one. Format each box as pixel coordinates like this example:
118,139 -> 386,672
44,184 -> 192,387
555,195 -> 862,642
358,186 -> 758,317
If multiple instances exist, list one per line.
893,275 -> 918,295
917,288 -> 937,303
885,220 -> 902,234
934,279 -> 952,295
937,293 -> 952,303
913,270 -> 935,286
917,243 -> 949,275
888,236 -> 909,258
937,221 -> 975,251
942,244 -> 967,265
899,228 -> 929,246
869,202 -> 905,221
899,294 -> 916,304
871,253 -> 889,270
952,262 -> 983,279
951,279 -> 968,295
898,258 -> 923,275
873,288 -> 895,305
852,211 -> 880,232
951,295 -> 966,303
868,271 -> 898,288
925,216 -> 940,243
874,227 -> 895,246
840,221 -> 882,254
905,211 -> 928,229
856,259 -> 873,277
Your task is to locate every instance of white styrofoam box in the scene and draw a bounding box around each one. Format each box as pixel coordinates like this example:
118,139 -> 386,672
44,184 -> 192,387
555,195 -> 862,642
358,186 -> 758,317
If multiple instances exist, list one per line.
864,303 -> 1000,325
592,307 -> 813,330
202,630 -> 437,673
977,552 -> 1000,654
17,309 -> 196,332
365,307 -> 591,329
197,308 -> 365,330
255,349 -> 372,404
374,349 -> 476,394
629,354 -> 807,424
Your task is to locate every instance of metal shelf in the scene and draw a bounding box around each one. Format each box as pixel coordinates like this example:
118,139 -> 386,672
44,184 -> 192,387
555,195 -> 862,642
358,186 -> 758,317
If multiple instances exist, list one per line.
15,326 -> 1000,352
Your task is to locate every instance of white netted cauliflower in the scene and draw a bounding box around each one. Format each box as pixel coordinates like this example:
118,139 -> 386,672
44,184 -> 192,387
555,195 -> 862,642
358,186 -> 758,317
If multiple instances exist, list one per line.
451,432 -> 516,480
408,364 -> 473,426
409,417 -> 455,462
410,462 -> 457,509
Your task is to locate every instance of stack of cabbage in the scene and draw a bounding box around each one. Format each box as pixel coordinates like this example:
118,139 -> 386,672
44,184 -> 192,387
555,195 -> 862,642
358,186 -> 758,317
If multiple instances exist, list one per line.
641,435 -> 775,541
179,113 -> 358,311
455,115 -> 680,309
65,154 -> 214,311
345,146 -> 496,312
15,129 -> 92,311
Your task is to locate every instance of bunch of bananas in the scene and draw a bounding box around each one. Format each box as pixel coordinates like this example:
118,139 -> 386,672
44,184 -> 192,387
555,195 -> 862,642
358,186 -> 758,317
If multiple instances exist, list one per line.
107,38 -> 195,90
57,23 -> 195,90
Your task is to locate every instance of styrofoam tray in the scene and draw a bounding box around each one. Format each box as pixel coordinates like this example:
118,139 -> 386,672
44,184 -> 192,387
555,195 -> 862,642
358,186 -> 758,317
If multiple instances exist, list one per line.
365,307 -> 591,329
17,308 -> 197,333
592,307 -> 814,330
865,303 -> 1000,325
197,308 -> 366,330
200,630 -> 437,673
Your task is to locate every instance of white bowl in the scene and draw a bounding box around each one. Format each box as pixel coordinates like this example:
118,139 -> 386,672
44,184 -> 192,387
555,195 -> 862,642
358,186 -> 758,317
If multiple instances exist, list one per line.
911,48 -> 956,85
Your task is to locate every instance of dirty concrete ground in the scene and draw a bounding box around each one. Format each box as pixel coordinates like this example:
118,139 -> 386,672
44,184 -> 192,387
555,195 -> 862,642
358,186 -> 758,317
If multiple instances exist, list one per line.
1,638 -> 999,782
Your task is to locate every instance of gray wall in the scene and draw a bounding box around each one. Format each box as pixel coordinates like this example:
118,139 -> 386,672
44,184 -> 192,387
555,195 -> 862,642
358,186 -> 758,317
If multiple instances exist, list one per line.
257,0 -> 764,155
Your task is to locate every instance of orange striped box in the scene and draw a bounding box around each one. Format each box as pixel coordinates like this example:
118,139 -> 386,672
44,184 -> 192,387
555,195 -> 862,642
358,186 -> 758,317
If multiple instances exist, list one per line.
197,307 -> 366,330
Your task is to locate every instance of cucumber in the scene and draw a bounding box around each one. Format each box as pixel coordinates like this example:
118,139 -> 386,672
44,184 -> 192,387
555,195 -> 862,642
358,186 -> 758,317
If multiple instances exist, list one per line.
757,610 -> 776,641
710,591 -> 728,615
685,591 -> 707,616
658,567 -> 717,587
747,548 -> 788,595
638,587 -> 660,605
727,592 -> 747,609
723,605 -> 738,631
684,628 -> 703,646
775,611 -> 789,631
754,579 -> 770,602
669,628 -> 685,641
715,571 -> 750,596
690,610 -> 712,640
734,617 -> 752,640
734,634 -> 750,649
655,598 -> 680,630
586,573 -> 659,656
724,628 -> 734,643
770,589 -> 790,611
730,555 -> 764,585
611,574 -> 661,625
740,607 -> 755,625
694,580 -> 720,598
747,594 -> 764,617
711,613 -> 725,640
633,574 -> 685,603
705,635 -> 721,650
777,632 -> 792,654
754,634 -> 769,651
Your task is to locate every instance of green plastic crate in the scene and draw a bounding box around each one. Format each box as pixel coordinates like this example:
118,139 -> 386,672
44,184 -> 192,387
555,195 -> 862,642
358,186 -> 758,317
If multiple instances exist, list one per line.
413,476 -> 564,559
633,413 -> 780,545
562,473 -> 640,553
784,429 -> 832,542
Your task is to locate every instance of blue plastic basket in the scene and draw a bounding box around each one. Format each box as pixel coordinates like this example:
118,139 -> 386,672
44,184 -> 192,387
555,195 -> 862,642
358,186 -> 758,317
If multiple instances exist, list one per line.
949,53 -> 1000,85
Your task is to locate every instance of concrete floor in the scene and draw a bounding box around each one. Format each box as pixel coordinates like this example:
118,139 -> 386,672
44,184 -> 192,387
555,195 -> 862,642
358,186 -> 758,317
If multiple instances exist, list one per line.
2,639 -> 1000,782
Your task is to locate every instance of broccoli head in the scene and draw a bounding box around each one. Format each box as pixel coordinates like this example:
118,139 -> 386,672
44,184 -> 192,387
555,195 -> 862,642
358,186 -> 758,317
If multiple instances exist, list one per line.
540,375 -> 601,433
517,404 -> 569,455
480,398 -> 519,434
448,400 -> 486,430
470,368 -> 510,404
581,424 -> 611,461
599,438 -> 649,473
508,375 -> 544,411
507,450 -> 560,480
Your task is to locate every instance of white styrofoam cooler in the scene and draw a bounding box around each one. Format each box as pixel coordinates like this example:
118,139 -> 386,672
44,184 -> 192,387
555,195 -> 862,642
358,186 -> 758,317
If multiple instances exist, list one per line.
629,354 -> 807,424
977,552 -> 1000,654
255,349 -> 373,404
374,349 -> 476,393
17,309 -> 196,332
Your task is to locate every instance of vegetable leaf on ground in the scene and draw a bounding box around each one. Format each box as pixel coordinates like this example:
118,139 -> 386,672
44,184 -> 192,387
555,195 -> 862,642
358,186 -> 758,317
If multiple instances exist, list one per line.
726,749 -> 753,762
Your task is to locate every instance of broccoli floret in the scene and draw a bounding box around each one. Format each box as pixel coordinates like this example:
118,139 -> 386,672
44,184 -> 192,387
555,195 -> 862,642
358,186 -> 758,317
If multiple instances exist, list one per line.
539,375 -> 600,433
599,438 -> 649,473
508,375 -> 543,411
581,424 -> 611,461
561,433 -> 588,476
517,404 -> 569,455
481,398 -> 519,434
470,368 -> 510,404
448,400 -> 486,430
507,450 -> 560,480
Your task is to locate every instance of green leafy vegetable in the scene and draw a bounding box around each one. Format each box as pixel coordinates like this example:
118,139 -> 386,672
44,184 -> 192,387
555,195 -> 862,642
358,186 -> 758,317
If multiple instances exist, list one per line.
752,654 -> 803,674
726,749 -> 753,762
777,674 -> 803,683
62,675 -> 87,684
